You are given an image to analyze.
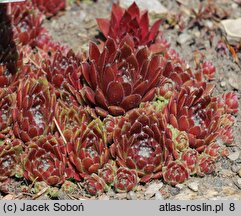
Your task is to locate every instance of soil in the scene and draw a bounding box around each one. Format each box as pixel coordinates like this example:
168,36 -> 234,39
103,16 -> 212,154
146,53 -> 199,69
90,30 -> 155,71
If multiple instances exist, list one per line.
1,0 -> 241,200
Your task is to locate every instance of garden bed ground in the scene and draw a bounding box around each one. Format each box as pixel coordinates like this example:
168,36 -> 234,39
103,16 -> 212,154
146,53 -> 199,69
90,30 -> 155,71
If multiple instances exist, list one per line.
1,0 -> 241,200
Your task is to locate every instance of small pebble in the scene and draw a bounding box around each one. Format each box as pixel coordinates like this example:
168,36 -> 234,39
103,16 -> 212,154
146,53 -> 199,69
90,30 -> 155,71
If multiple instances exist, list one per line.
220,81 -> 226,87
231,164 -> 241,173
228,151 -> 240,161
127,191 -> 137,200
205,20 -> 214,29
175,184 -> 185,190
120,0 -> 167,15
237,178 -> 241,186
220,169 -> 234,177
155,191 -> 164,200
177,33 -> 193,45
228,75 -> 241,90
170,187 -> 180,196
188,182 -> 199,192
115,193 -> 127,200
234,178 -> 241,189
107,189 -> 116,198
145,182 -> 163,199
238,169 -> 241,178
99,194 -> 109,200
231,3 -> 238,9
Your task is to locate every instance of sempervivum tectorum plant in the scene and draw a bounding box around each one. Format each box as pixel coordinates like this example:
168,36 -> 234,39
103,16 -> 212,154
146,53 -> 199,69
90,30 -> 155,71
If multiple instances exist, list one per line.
165,124 -> 189,160
111,108 -> 167,183
198,61 -> 216,81
222,92 -> 238,114
203,142 -> 221,159
0,64 -> 16,88
0,89 -> 15,138
54,101 -> 91,138
32,0 -> 65,17
10,1 -> 48,49
44,49 -> 83,106
196,153 -> 216,177
81,36 -> 163,117
104,115 -> 121,143
12,78 -> 56,142
98,160 -> 117,185
67,119 -> 109,179
164,82 -> 233,152
0,139 -> 23,182
10,1 -> 62,53
97,2 -> 161,47
84,173 -> 107,196
162,161 -> 189,186
114,167 -> 138,193
138,78 -> 175,113
161,52 -> 198,91
23,135 -> 67,185
181,148 -> 199,175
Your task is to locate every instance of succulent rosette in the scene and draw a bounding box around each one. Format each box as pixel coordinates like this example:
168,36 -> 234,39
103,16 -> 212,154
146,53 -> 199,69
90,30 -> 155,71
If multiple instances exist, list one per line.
23,135 -> 67,185
196,154 -> 216,177
84,173 -> 107,196
97,3 -> 161,47
10,2 -> 48,49
181,148 -> 199,174
98,160 -> 117,185
198,61 -> 216,81
12,78 -> 56,142
0,139 -> 23,182
114,167 -> 138,193
139,82 -> 172,112
32,0 -> 65,17
203,142 -> 221,159
103,115 -> 121,143
61,180 -> 77,194
0,64 -> 14,88
67,119 -> 109,179
165,124 -> 189,160
0,89 -> 15,138
162,161 -> 189,186
111,108 -> 168,182
161,56 -> 196,90
54,101 -> 91,137
44,49 -> 83,106
164,83 -> 234,152
81,36 -> 164,117
222,92 -> 238,114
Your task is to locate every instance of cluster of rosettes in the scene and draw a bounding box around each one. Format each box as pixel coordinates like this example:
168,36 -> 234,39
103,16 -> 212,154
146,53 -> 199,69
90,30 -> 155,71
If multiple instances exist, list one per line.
0,1 -> 238,196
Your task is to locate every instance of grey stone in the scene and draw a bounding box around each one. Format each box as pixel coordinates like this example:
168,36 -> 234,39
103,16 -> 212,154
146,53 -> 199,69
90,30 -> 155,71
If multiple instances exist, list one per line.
144,182 -> 163,198
221,18 -> 241,45
170,187 -> 180,196
175,184 -> 185,190
188,182 -> 199,192
229,74 -> 241,90
237,178 -> 241,185
120,0 -> 168,15
116,193 -> 127,200
155,191 -> 164,200
220,81 -> 226,87
228,151 -> 240,161
238,169 -> 241,178
127,191 -> 137,200
99,194 -> 109,200
177,33 -> 193,45
231,164 -> 241,173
